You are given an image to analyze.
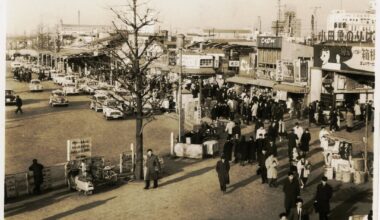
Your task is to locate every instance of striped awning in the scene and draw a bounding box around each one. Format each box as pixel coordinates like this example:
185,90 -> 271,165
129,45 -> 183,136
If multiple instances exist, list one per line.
273,83 -> 309,94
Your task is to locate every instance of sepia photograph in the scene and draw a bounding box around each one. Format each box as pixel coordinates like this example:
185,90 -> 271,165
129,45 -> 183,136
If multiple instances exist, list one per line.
1,0 -> 379,219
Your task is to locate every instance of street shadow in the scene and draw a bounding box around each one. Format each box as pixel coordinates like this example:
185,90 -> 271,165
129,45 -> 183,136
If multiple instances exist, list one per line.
42,196 -> 116,220
329,188 -> 372,219
159,165 -> 215,187
4,190 -> 73,218
160,156 -> 206,177
226,174 -> 260,194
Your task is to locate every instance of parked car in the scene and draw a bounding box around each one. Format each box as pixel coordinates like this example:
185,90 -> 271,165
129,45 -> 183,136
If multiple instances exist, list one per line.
102,99 -> 124,120
53,73 -> 66,84
62,75 -> 77,86
49,90 -> 69,107
63,83 -> 80,95
5,90 -> 16,105
29,79 -> 43,92
90,94 -> 108,112
81,80 -> 99,94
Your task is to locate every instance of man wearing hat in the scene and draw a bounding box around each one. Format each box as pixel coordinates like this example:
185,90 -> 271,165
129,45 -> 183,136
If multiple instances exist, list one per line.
216,155 -> 230,193
314,176 -> 333,220
283,171 -> 301,215
288,198 -> 310,220
144,149 -> 161,189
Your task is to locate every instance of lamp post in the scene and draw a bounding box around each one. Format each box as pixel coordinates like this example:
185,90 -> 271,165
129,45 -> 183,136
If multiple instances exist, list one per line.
178,48 -> 183,143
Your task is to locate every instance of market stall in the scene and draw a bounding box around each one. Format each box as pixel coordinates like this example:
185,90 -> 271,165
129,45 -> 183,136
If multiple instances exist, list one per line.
323,136 -> 366,184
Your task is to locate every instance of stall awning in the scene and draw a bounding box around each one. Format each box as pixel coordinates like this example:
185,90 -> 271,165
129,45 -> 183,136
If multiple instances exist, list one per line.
162,66 -> 216,76
273,83 -> 309,94
226,76 -> 275,88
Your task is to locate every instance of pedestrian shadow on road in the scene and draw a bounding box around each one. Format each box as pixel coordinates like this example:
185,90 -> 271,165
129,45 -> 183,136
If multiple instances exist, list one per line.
4,190 -> 73,218
42,196 -> 117,220
225,174 -> 260,194
329,188 -> 372,219
159,165 -> 215,188
160,156 -> 205,178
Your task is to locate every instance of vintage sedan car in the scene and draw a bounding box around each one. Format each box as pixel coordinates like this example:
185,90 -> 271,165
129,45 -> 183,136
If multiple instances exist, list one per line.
90,94 -> 108,112
63,83 -> 80,95
29,79 -> 43,92
62,75 -> 77,86
81,80 -> 99,94
5,90 -> 17,105
102,99 -> 124,120
53,73 -> 66,84
49,90 -> 69,107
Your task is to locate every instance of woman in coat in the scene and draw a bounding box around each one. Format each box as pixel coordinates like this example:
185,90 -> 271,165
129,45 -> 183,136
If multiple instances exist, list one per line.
265,154 -> 279,187
297,157 -> 311,188
300,129 -> 311,155
346,109 -> 354,132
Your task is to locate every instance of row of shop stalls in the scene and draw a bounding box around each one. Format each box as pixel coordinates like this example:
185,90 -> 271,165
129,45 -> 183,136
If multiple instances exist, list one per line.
322,135 -> 371,185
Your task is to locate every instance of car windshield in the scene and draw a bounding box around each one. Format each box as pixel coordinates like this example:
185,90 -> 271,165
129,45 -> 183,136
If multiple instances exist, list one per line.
97,96 -> 107,101
6,90 -> 14,95
88,82 -> 98,86
107,100 -> 118,107
53,92 -> 64,96
31,81 -> 40,84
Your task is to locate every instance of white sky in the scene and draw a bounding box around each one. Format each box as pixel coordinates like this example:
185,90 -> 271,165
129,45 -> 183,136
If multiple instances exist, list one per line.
6,0 -> 371,36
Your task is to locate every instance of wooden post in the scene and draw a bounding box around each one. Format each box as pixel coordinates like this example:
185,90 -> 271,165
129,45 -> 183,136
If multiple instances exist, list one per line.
170,132 -> 174,156
131,143 -> 135,173
25,173 -> 30,194
119,153 -> 123,174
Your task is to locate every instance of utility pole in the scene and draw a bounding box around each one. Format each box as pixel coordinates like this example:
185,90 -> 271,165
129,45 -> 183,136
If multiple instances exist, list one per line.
258,16 -> 262,34
276,0 -> 281,36
311,6 -> 321,42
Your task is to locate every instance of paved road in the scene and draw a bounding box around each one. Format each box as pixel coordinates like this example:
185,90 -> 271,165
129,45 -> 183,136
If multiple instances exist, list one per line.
5,62 -> 178,174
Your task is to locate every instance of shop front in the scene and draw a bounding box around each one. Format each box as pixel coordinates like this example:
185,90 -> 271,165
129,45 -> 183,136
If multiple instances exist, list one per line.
314,44 -> 375,109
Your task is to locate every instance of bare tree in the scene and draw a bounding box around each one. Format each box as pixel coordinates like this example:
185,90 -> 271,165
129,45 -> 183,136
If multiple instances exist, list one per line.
95,0 -> 168,180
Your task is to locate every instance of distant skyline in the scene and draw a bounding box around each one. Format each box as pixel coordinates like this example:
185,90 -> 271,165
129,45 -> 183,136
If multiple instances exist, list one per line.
6,0 -> 372,37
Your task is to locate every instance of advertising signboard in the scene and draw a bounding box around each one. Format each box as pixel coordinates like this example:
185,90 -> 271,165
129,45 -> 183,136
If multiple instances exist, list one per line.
281,60 -> 294,83
229,60 -> 240,67
239,56 -> 254,76
276,60 -> 283,81
257,36 -> 282,49
314,45 -> 374,73
67,138 -> 92,161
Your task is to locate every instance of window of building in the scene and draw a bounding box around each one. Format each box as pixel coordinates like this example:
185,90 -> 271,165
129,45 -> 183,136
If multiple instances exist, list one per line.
334,22 -> 338,28
343,22 -> 347,28
200,59 -> 213,67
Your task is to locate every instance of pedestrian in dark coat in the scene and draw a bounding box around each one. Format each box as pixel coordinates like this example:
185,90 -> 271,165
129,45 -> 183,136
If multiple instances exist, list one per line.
223,138 -> 233,162
314,176 -> 333,220
248,136 -> 257,163
29,159 -> 44,194
15,96 -> 23,114
267,122 -> 278,144
283,172 -> 301,215
288,198 -> 310,220
216,156 -> 230,192
211,105 -> 218,121
287,130 -> 298,160
258,148 -> 268,184
239,136 -> 249,166
144,149 -> 161,189
300,129 -> 311,155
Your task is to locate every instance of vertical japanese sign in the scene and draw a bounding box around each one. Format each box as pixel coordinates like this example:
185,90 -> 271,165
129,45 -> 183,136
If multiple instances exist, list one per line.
67,138 -> 92,161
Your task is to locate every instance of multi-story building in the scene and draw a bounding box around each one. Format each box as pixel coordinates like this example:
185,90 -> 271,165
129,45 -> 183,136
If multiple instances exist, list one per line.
271,10 -> 302,38
326,1 -> 376,41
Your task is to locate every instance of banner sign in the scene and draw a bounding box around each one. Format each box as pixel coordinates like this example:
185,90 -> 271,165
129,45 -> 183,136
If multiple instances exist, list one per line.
67,138 -> 92,161
239,56 -> 254,76
318,30 -> 375,44
229,60 -> 240,67
276,60 -> 283,81
257,36 -> 282,48
281,60 -> 294,83
314,45 -> 374,73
